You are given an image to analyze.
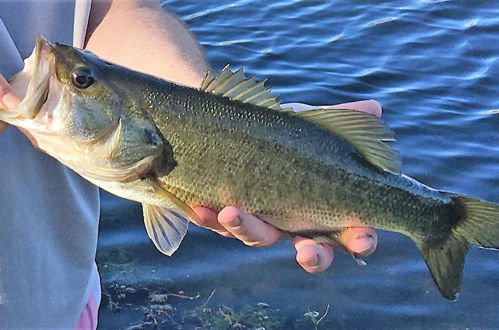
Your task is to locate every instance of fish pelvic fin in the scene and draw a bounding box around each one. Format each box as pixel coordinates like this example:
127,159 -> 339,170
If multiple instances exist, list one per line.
143,204 -> 189,256
415,196 -> 499,300
142,185 -> 200,256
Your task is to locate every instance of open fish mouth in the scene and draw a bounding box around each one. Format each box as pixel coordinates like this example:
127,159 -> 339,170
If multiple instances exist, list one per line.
1,36 -> 55,124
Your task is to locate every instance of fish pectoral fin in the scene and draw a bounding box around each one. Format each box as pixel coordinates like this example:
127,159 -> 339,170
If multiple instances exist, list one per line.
75,155 -> 156,183
152,185 -> 201,223
294,108 -> 401,174
143,204 -> 189,256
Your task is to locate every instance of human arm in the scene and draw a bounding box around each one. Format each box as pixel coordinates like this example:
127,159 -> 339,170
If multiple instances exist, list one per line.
85,0 -> 207,87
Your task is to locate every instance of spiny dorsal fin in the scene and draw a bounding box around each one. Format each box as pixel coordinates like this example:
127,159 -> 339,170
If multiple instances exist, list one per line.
295,109 -> 401,174
200,64 -> 285,110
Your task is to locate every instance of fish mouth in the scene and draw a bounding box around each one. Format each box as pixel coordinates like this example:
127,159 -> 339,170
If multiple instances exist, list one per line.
1,35 -> 55,124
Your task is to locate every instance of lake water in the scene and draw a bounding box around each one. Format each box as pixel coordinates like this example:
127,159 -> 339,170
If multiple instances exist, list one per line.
97,1 -> 499,329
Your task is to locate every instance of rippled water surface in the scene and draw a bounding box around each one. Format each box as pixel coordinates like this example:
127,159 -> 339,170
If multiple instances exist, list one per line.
97,1 -> 499,328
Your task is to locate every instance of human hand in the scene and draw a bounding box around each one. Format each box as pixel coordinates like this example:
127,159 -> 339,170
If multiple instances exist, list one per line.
192,100 -> 381,273
0,74 -> 21,133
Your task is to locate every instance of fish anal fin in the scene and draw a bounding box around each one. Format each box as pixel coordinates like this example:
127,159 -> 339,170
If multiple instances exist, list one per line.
299,230 -> 367,266
295,108 -> 401,174
143,204 -> 189,256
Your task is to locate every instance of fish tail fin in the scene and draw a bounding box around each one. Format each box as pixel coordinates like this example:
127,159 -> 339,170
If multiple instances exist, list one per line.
415,196 -> 499,300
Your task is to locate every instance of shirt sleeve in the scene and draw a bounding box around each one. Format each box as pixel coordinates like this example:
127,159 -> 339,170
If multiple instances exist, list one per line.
0,19 -> 24,77
73,0 -> 92,48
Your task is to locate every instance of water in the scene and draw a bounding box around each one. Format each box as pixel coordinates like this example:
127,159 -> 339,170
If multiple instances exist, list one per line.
97,1 -> 499,328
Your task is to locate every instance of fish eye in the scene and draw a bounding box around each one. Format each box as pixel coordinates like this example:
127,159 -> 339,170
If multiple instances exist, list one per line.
71,69 -> 94,89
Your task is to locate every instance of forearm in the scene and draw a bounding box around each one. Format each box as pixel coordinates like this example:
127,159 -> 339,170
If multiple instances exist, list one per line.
85,0 -> 209,88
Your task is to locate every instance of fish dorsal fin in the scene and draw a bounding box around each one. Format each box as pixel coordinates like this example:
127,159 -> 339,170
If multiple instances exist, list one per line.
142,185 -> 200,256
200,66 -> 399,173
295,108 -> 401,174
200,64 -> 286,110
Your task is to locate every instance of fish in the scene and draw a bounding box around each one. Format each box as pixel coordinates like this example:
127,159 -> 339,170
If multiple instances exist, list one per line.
1,35 -> 499,300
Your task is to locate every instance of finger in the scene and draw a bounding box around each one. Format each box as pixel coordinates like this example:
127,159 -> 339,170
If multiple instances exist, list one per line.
217,206 -> 284,247
0,75 -> 20,110
0,121 -> 7,133
293,236 -> 334,273
324,100 -> 382,117
338,227 -> 378,257
191,206 -> 234,238
282,99 -> 382,118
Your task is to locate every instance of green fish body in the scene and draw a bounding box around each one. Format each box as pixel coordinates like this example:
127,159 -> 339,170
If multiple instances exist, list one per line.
2,36 -> 498,300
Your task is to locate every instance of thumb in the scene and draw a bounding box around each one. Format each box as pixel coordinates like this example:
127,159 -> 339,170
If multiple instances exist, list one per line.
0,75 -> 21,110
0,75 -> 20,133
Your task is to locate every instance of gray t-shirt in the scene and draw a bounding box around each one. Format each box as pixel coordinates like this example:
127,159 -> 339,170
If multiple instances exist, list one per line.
0,0 -> 100,328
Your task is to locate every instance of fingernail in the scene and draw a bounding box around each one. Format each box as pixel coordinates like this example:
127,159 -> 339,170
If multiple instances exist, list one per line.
2,91 -> 20,110
230,215 -> 241,227
352,234 -> 375,254
309,253 -> 319,267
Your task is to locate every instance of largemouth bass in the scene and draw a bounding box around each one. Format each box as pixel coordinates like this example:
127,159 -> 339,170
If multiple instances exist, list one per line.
2,36 -> 498,300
